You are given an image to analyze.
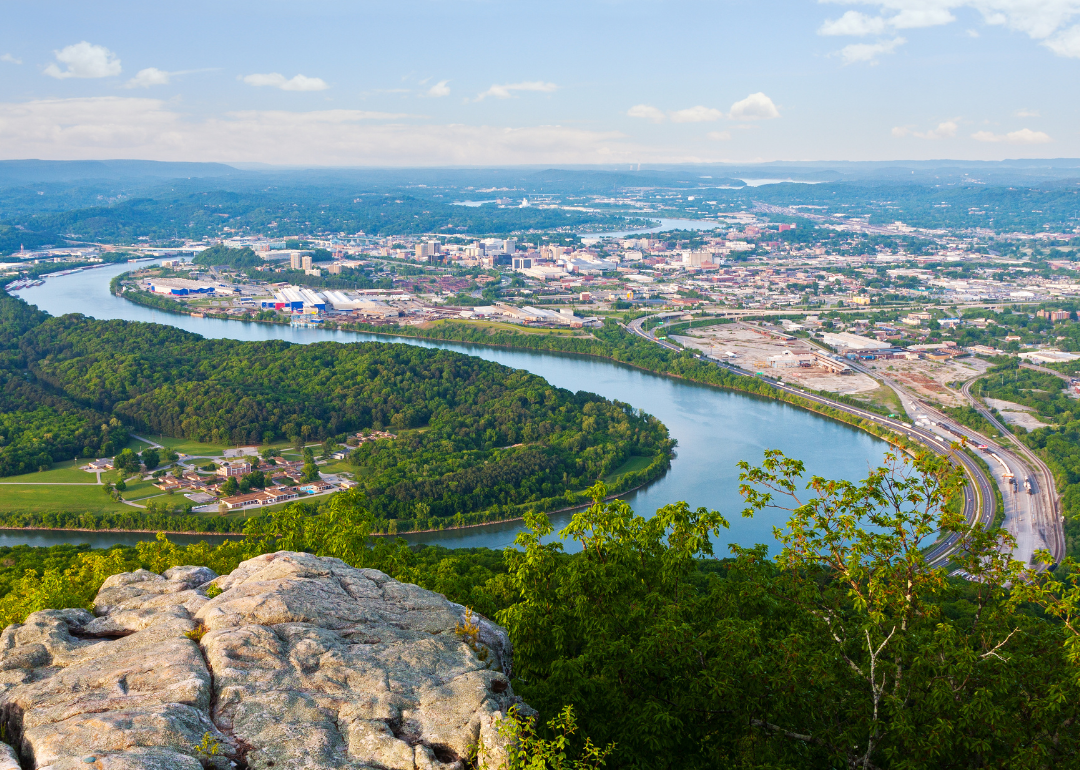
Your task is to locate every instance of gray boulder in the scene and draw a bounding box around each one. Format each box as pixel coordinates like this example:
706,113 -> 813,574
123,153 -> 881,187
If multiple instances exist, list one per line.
0,552 -> 530,770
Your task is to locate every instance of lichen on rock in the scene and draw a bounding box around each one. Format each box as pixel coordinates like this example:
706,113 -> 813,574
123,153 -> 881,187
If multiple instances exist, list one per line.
0,552 -> 530,769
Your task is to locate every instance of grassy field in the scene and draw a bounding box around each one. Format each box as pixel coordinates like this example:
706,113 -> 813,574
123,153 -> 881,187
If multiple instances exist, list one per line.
0,459 -> 98,484
850,383 -> 905,415
133,435 -> 236,456
0,485 -> 136,515
602,454 -> 654,484
121,478 -> 166,501
317,458 -> 356,475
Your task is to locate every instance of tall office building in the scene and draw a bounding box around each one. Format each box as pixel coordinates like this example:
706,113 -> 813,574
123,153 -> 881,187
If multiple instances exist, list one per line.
290,253 -> 303,270
302,254 -> 313,271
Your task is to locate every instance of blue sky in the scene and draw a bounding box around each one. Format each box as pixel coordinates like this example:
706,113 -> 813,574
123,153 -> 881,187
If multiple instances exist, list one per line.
0,0 -> 1077,165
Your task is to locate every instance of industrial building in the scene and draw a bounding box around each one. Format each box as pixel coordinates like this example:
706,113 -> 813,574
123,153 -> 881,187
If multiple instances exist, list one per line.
321,291 -> 399,318
821,332 -> 891,355
262,285 -> 327,312
146,278 -> 216,296
768,349 -> 815,369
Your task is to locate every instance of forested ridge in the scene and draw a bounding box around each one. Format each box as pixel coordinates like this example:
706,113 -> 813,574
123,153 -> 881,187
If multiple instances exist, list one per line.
2,189 -> 639,250
0,290 -> 670,528
0,291 -> 126,475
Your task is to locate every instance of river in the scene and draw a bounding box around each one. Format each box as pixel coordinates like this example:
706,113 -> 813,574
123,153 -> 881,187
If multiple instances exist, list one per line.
8,262 -> 888,554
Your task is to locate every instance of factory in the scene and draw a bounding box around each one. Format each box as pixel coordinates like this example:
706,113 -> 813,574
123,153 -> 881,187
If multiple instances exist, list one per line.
146,278 -> 216,296
263,286 -> 326,311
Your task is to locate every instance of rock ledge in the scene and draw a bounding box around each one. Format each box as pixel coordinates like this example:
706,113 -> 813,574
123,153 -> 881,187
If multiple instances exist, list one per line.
0,552 -> 528,769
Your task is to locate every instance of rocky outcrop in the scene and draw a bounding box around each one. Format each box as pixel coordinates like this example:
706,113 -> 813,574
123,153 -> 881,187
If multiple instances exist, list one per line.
0,552 -> 530,769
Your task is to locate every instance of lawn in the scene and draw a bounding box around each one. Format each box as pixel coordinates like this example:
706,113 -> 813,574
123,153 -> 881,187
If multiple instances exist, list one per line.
121,479 -> 166,501
602,454 -> 654,484
0,459 -> 98,484
317,458 -> 355,475
0,485 -> 136,515
133,435 -> 234,457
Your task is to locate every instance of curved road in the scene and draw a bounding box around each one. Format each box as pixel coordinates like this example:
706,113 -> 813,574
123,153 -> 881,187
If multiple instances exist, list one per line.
958,376 -> 1065,562
626,315 -> 996,567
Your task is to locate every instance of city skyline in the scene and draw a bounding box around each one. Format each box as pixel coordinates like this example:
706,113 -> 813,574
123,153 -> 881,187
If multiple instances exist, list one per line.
0,0 -> 1078,165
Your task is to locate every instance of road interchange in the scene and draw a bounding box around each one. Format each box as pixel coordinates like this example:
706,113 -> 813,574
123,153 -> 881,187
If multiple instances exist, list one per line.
625,313 -> 1063,568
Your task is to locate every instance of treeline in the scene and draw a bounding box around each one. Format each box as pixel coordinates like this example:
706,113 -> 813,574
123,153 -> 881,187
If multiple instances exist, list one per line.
4,452 -> 1080,768
245,266 -> 388,291
0,508 -> 248,533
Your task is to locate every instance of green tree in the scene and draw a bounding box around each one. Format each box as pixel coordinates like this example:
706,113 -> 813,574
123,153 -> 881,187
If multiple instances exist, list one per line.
495,450 -> 1074,769
140,448 -> 160,470
113,448 -> 140,476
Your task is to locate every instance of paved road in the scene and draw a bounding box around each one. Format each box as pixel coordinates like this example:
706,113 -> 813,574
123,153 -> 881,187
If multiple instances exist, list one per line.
958,376 -> 1065,563
849,363 -> 1048,563
625,315 -> 995,566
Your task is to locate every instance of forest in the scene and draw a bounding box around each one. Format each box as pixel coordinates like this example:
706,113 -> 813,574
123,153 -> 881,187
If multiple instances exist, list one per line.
0,290 -> 127,475
0,290 -> 670,528
2,449 -> 1080,769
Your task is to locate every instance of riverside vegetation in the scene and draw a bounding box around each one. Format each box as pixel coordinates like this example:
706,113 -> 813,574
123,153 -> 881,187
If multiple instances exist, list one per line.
0,289 -> 671,533
2,450 -> 1080,768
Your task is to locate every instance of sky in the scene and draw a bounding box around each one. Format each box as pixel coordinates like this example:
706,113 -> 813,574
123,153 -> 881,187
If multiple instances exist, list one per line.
0,0 -> 1078,166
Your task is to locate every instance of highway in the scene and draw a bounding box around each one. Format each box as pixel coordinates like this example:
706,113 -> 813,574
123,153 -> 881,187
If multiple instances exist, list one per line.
958,376 -> 1065,562
625,314 -> 996,567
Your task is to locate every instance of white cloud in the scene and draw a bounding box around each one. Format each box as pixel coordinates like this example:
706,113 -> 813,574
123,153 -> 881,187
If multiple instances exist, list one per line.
921,120 -> 958,138
1015,108 -> 1041,116
476,81 -> 558,100
893,120 -> 958,138
820,2 -> 1080,58
972,127 -> 1052,143
242,73 -> 329,91
839,36 -> 906,64
819,11 -> 888,35
426,80 -> 450,97
0,96 -> 671,166
889,6 -> 956,28
728,92 -> 780,120
1,54 -> 21,65
125,67 -> 171,88
707,131 -> 732,141
627,104 -> 666,122
43,42 -> 121,79
1044,23 -> 1080,56
670,105 -> 724,123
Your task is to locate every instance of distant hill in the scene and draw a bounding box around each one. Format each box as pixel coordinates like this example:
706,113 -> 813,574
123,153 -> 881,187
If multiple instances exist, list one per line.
525,168 -> 747,192
0,159 -> 240,187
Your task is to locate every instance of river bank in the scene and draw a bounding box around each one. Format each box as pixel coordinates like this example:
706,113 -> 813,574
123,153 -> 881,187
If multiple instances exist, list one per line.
116,280 -> 907,451
11,263 -> 891,553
